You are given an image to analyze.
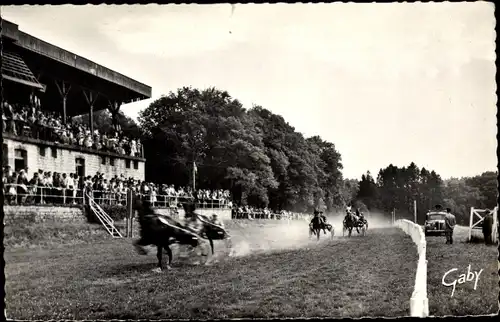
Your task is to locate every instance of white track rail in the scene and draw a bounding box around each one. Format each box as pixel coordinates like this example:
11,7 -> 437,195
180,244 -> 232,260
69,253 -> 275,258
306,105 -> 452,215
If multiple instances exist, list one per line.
395,219 -> 429,317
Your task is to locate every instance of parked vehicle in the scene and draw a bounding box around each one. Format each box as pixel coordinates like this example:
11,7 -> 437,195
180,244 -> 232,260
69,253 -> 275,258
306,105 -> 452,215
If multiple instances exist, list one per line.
424,205 -> 447,236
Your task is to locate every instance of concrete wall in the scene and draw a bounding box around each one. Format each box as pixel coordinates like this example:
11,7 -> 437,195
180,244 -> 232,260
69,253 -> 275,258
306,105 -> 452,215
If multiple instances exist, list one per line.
3,136 -> 145,181
4,204 -> 230,226
4,205 -> 86,224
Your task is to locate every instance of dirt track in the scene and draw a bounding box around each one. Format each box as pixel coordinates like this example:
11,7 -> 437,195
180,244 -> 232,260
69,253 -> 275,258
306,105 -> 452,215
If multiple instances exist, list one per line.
216,212 -> 394,260
5,220 -> 419,319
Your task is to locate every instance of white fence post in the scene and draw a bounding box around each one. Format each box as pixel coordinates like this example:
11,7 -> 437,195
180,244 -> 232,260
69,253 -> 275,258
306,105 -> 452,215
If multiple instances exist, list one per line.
468,207 -> 474,241
492,206 -> 498,244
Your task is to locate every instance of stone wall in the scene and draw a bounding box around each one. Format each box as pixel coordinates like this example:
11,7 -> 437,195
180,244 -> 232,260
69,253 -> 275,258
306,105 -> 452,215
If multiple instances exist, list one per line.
3,204 -> 231,226
4,205 -> 87,224
3,136 -> 145,181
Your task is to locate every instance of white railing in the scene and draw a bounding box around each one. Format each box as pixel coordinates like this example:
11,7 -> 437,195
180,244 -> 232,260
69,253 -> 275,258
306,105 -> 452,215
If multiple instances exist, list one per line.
87,193 -> 122,238
136,193 -> 231,209
469,207 -> 498,243
231,211 -> 310,221
2,184 -> 231,209
3,184 -> 85,205
395,219 -> 429,318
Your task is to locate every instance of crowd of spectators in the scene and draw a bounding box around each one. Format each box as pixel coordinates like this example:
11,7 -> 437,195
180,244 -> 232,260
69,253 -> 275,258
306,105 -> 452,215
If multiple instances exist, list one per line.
3,165 -> 308,222
232,205 -> 308,220
2,166 -> 231,208
2,99 -> 143,158
2,98 -> 312,222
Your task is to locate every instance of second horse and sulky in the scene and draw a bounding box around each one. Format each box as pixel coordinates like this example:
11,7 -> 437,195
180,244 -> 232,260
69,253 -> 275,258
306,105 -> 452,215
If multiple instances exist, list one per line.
343,206 -> 368,237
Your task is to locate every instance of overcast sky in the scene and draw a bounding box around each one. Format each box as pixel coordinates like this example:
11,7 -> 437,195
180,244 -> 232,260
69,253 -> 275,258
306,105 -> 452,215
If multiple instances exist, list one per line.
1,3 -> 496,180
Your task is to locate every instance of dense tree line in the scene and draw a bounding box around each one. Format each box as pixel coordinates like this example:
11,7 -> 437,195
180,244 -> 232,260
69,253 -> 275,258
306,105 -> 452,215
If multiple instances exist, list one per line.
353,164 -> 497,225
138,87 -> 344,212
87,86 -> 497,219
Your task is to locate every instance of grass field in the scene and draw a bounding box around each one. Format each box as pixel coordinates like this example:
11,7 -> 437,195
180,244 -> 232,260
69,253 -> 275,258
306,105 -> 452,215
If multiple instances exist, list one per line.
425,225 -> 498,316
5,224 -> 419,319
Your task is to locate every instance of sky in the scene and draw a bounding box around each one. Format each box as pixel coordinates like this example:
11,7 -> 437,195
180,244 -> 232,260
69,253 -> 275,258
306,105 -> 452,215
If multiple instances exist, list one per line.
1,3 -> 497,180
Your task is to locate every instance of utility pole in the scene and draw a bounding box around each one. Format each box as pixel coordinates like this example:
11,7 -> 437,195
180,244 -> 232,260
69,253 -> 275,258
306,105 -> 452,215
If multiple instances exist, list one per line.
414,200 -> 417,224
192,161 -> 197,192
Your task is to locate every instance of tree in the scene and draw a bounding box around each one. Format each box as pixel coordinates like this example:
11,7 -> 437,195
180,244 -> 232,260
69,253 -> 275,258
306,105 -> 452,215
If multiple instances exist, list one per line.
443,177 -> 485,225
247,106 -> 343,212
464,171 -> 498,208
139,87 -> 278,206
73,109 -> 141,139
340,178 -> 360,208
356,171 -> 380,210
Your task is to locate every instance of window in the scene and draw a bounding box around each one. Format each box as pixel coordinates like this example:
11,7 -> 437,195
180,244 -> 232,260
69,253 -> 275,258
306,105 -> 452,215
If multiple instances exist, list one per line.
110,157 -> 115,166
2,144 -> 8,167
75,158 -> 85,178
427,214 -> 445,221
101,156 -> 106,165
125,159 -> 131,169
51,147 -> 57,158
38,146 -> 46,157
14,149 -> 27,172
133,160 -> 138,170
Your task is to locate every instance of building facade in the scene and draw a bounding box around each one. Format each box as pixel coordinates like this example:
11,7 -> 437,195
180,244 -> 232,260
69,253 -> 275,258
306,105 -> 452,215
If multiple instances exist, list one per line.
3,134 -> 145,181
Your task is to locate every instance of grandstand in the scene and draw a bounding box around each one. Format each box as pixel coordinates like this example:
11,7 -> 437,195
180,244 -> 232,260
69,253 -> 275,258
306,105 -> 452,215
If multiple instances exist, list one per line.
2,19 -> 151,181
2,20 -> 239,235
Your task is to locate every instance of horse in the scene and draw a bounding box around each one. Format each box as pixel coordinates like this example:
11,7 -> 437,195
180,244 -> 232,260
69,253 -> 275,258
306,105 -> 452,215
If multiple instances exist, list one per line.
134,200 -> 210,272
309,216 -> 334,240
195,213 -> 233,256
343,211 -> 359,237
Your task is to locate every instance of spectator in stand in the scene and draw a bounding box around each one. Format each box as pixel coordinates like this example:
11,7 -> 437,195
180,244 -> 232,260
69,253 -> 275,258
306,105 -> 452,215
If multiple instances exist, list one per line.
2,164 -> 234,209
3,99 -> 144,158
16,169 -> 29,204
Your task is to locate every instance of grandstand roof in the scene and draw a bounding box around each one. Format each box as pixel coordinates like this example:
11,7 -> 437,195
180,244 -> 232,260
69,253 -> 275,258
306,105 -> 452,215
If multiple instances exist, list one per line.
1,19 -> 152,116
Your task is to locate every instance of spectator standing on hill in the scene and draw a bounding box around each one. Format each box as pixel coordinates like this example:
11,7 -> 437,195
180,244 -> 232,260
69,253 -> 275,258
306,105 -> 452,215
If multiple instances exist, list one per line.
444,208 -> 456,245
482,210 -> 494,245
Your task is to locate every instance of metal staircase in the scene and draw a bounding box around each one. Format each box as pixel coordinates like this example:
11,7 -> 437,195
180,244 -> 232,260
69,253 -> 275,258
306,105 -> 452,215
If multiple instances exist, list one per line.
86,194 -> 123,238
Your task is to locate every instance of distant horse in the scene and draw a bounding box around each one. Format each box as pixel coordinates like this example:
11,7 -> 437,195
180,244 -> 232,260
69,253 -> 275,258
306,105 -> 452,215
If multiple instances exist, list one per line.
134,200 -> 210,271
309,216 -> 334,240
343,211 -> 359,237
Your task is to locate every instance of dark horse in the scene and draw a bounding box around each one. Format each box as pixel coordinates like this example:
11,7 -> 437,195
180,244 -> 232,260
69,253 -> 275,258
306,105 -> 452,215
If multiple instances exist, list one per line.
134,199 -> 210,271
309,215 -> 334,240
195,213 -> 232,256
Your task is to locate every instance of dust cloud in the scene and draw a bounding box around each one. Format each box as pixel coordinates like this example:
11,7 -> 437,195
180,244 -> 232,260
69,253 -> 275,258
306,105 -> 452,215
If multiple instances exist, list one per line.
207,212 -> 393,261
223,218 -> 334,258
322,211 -> 392,230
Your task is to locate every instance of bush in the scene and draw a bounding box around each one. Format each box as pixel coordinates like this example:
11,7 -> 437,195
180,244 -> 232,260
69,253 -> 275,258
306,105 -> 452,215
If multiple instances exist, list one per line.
101,204 -> 128,221
86,204 -> 128,223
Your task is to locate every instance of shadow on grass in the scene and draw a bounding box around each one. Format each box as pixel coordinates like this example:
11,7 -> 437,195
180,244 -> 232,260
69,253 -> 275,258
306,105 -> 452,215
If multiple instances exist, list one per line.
104,254 -> 211,277
464,232 -> 497,246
